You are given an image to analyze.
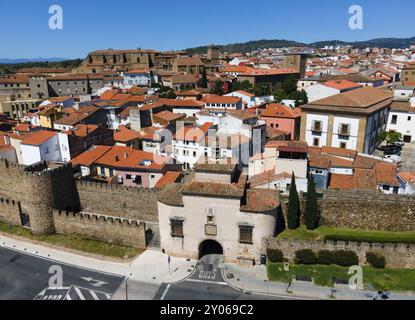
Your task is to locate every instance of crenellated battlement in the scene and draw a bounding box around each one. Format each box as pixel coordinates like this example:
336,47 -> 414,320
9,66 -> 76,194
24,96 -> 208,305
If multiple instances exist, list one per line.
53,209 -> 146,248
76,180 -> 157,195
53,210 -> 144,228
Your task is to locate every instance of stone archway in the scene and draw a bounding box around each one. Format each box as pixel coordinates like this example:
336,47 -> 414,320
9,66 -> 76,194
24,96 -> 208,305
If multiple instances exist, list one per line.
198,240 -> 223,259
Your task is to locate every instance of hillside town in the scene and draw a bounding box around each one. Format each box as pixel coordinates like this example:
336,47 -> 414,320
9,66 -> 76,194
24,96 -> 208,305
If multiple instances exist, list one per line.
2,41 -> 415,301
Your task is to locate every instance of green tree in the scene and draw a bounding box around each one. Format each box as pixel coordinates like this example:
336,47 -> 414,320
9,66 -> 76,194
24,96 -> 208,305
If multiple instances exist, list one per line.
212,80 -> 224,95
378,131 -> 402,145
273,88 -> 286,102
201,68 -> 208,88
304,175 -> 320,230
282,75 -> 297,96
287,172 -> 301,230
165,90 -> 177,99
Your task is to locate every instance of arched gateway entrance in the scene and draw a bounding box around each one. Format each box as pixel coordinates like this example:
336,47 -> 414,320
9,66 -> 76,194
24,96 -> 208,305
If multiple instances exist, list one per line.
198,240 -> 223,259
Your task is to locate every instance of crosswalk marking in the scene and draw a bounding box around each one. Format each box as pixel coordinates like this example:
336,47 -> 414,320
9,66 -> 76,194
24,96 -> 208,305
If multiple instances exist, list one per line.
35,285 -> 113,301
74,287 -> 85,300
90,290 -> 99,300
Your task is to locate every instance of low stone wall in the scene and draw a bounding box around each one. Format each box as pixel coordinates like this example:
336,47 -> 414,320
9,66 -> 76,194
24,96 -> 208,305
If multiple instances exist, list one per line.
76,181 -> 159,222
53,210 -> 146,248
266,238 -> 415,269
0,197 -> 21,226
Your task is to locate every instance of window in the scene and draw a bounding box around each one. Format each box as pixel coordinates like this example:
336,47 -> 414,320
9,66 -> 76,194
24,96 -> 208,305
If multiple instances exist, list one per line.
193,151 -> 197,157
312,120 -> 322,132
339,124 -> 350,136
126,174 -> 132,179
170,219 -> 184,238
239,225 -> 254,244
313,138 -> 319,147
391,115 -> 398,125
382,185 -> 390,191
340,142 -> 347,149
408,116 -> 412,121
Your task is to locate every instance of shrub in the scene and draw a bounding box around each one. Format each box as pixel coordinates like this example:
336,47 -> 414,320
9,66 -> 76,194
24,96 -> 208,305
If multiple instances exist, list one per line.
331,250 -> 359,267
366,252 -> 386,269
317,250 -> 333,265
295,249 -> 317,265
267,248 -> 284,263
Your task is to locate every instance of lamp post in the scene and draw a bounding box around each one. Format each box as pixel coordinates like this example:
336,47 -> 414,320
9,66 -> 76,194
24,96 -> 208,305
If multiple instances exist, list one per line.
125,273 -> 133,300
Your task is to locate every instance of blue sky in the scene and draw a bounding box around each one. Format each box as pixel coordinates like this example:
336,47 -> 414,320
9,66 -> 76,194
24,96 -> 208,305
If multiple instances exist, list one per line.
1,0 -> 414,59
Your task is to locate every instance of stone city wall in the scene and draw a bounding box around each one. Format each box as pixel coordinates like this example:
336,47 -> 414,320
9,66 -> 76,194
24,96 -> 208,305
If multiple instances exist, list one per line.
76,181 -> 159,222
76,180 -> 159,222
53,210 -> 146,248
280,190 -> 415,232
0,197 -> 21,226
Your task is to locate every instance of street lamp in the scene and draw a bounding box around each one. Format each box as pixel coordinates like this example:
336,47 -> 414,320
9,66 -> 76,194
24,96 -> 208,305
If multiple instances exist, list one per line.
125,273 -> 133,300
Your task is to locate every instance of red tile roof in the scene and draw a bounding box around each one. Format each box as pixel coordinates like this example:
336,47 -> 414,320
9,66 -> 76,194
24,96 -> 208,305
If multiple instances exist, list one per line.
261,103 -> 301,119
323,80 -> 363,91
202,94 -> 242,104
71,145 -> 112,166
114,126 -> 142,142
155,171 -> 182,189
21,131 -> 56,146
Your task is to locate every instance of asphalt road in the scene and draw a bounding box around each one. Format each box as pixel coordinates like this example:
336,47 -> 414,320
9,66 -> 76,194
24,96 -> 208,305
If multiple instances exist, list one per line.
154,255 -> 293,300
0,246 -> 124,300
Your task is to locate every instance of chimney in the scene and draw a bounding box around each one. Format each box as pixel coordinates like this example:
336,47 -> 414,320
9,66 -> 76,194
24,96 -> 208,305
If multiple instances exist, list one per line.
124,152 -> 128,158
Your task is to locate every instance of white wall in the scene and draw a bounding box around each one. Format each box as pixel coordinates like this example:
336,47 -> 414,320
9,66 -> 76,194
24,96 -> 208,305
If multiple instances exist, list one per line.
305,113 -> 329,147
306,84 -> 339,103
387,111 -> 415,143
331,116 -> 360,150
158,195 -> 278,263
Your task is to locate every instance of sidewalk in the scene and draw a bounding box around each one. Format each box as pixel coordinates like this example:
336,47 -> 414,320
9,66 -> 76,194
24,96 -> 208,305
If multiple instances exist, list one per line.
0,234 -> 196,300
223,263 -> 415,300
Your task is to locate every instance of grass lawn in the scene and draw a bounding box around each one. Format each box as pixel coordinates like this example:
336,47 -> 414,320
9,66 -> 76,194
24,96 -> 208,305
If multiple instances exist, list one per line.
0,221 -> 143,260
277,225 -> 415,244
267,262 -> 415,291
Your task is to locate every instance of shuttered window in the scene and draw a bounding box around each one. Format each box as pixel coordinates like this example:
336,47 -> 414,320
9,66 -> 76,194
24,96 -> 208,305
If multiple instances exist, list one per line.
170,219 -> 184,238
239,225 -> 254,244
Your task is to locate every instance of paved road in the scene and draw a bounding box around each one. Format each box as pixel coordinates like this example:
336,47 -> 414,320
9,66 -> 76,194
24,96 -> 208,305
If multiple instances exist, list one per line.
154,255 -> 294,300
0,246 -> 124,300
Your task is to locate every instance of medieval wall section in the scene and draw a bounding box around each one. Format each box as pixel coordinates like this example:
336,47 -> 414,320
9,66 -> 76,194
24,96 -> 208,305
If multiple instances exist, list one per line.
280,190 -> 415,232
0,197 -> 21,226
266,238 -> 415,269
76,181 -> 159,222
319,190 -> 415,232
53,210 -> 146,248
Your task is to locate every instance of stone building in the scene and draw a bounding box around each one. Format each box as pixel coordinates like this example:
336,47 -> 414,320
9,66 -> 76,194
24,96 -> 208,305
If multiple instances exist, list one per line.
300,86 -> 392,154
157,162 -> 280,265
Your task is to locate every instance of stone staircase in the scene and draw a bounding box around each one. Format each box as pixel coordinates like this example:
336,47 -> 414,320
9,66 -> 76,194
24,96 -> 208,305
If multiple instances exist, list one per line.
145,222 -> 161,250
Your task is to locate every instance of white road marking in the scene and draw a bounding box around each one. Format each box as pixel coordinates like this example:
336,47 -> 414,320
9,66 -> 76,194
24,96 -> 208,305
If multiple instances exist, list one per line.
160,284 -> 171,300
105,294 -> 111,300
186,278 -> 228,285
89,290 -> 99,300
65,294 -> 72,300
74,287 -> 85,300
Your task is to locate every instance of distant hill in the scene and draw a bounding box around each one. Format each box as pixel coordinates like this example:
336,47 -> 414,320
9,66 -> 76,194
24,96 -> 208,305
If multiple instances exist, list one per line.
311,37 -> 415,49
0,57 -> 70,64
186,37 -> 415,54
0,59 -> 83,75
186,39 -> 307,55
